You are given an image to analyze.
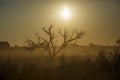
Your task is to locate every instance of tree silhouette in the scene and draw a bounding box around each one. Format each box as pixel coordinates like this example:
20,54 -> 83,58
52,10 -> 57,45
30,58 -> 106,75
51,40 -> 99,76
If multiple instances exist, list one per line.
25,25 -> 85,57
97,38 -> 120,72
116,38 -> 120,47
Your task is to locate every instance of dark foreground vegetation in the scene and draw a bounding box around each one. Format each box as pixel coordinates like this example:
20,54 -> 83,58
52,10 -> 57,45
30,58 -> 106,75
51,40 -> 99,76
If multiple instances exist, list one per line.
0,39 -> 120,80
0,45 -> 120,80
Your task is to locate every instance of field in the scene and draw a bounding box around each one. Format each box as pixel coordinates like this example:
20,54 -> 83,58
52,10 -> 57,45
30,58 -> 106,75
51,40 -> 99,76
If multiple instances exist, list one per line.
0,45 -> 119,80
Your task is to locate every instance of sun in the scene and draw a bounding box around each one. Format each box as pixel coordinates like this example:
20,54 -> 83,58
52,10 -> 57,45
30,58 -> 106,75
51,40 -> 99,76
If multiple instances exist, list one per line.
62,7 -> 70,19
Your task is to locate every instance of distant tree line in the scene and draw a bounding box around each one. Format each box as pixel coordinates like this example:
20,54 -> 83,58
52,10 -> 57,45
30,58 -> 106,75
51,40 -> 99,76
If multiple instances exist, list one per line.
0,41 -> 10,48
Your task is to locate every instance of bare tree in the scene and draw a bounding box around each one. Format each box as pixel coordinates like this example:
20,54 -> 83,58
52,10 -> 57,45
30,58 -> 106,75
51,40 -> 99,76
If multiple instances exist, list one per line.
25,25 -> 85,57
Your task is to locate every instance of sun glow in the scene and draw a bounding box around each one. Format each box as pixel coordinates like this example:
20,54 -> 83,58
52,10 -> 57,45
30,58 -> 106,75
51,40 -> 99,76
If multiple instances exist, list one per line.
62,7 -> 70,19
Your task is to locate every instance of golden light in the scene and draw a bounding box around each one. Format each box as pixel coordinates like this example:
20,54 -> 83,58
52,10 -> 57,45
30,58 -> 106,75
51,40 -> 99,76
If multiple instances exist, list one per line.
62,7 -> 70,19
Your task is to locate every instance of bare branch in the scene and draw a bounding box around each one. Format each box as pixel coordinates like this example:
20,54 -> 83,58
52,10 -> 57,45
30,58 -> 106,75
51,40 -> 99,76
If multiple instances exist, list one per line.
25,25 -> 85,57
25,39 -> 35,46
35,33 -> 41,43
49,24 -> 53,32
59,29 -> 64,37
55,29 -> 85,56
70,30 -> 75,39
43,27 -> 50,35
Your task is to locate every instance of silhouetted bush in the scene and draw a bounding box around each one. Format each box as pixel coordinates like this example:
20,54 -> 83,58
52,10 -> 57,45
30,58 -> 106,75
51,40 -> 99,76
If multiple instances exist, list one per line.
96,40 -> 120,72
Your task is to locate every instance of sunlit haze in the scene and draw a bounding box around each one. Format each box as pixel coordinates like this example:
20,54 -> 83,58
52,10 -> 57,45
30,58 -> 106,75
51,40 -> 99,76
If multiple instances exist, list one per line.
62,7 -> 70,19
0,0 -> 120,46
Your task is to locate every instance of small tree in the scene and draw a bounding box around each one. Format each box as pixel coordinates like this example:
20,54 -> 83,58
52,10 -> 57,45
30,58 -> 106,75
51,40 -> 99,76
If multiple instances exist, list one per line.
25,25 -> 85,57
96,38 -> 120,72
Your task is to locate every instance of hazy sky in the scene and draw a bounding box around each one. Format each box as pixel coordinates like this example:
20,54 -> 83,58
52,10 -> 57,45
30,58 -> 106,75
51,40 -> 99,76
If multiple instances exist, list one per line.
0,0 -> 120,46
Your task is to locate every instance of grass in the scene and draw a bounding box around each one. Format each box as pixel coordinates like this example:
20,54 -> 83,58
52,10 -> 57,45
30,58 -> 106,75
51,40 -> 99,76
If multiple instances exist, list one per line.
0,55 -> 119,80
